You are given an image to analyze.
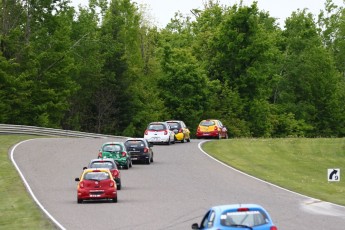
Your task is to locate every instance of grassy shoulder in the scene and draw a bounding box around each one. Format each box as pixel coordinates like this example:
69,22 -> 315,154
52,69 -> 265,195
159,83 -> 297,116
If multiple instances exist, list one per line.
202,138 -> 345,206
0,135 -> 56,230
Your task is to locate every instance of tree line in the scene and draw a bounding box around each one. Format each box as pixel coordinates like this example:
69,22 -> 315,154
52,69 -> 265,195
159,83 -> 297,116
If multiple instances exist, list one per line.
1,0 -> 345,138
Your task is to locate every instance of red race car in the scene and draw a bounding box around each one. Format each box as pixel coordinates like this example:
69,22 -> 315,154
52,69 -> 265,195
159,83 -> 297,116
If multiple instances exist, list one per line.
75,168 -> 117,203
85,158 -> 122,190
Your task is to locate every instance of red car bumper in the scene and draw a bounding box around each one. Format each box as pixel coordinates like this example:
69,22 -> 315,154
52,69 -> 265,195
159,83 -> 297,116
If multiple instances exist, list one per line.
77,188 -> 117,200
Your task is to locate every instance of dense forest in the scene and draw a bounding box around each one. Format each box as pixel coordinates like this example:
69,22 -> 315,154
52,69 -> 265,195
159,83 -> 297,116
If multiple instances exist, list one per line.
1,0 -> 345,138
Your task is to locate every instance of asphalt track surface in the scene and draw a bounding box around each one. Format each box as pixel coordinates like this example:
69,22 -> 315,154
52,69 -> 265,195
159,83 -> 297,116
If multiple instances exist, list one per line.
11,137 -> 345,230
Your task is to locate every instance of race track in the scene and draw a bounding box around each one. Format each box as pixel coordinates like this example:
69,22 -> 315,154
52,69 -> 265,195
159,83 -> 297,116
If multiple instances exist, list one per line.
11,137 -> 345,230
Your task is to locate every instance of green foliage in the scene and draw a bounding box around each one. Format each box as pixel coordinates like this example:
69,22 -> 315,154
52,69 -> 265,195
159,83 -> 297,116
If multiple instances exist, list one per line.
279,9 -> 345,137
0,0 -> 344,138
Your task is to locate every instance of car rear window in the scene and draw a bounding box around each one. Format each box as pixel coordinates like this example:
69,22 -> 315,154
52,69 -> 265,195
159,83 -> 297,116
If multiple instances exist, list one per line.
84,172 -> 110,181
125,140 -> 145,147
148,123 -> 166,131
90,162 -> 114,169
167,122 -> 180,130
103,144 -> 122,152
200,120 -> 215,126
220,210 -> 267,227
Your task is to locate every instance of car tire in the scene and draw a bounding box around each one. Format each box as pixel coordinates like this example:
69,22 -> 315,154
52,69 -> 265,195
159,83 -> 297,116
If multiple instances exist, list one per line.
166,138 -> 170,145
150,154 -> 153,162
117,180 -> 121,190
181,136 -> 185,143
77,199 -> 83,204
124,160 -> 130,169
187,138 -> 191,142
129,159 -> 133,168
112,197 -> 118,203
146,157 -> 151,164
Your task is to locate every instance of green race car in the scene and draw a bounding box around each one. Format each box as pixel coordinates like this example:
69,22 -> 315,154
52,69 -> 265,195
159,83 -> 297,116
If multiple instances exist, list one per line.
98,142 -> 132,169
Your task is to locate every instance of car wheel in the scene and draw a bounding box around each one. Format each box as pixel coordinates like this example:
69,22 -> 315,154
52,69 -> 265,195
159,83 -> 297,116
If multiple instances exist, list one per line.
166,138 -> 170,145
181,136 -> 185,143
187,137 -> 191,142
77,199 -> 83,204
150,154 -> 153,162
129,159 -> 133,168
146,157 -> 151,164
124,160 -> 130,169
112,197 -> 118,203
117,179 -> 121,190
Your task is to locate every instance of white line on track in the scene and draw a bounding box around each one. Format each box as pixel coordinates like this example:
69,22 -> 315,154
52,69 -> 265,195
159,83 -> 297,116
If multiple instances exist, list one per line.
10,139 -> 66,230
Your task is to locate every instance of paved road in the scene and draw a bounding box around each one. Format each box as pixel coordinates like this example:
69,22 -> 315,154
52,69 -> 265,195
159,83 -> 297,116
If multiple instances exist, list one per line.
12,137 -> 345,230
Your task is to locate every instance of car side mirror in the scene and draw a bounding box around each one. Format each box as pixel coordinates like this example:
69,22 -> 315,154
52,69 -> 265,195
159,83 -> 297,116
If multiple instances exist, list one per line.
75,178 -> 80,182
191,223 -> 199,229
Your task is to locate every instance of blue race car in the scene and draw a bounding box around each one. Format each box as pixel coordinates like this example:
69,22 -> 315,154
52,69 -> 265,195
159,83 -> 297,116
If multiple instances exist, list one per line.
192,204 -> 278,230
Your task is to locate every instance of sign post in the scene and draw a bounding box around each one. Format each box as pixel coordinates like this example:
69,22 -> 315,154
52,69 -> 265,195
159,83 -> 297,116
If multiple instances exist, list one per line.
328,169 -> 340,182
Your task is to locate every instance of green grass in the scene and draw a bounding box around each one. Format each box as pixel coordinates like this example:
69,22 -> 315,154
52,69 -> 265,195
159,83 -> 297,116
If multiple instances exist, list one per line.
203,138 -> 345,206
0,135 -> 56,230
1,136 -> 344,229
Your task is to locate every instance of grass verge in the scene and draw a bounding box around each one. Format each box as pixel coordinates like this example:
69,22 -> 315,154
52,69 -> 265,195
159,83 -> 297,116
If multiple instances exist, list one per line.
0,135 -> 56,229
202,138 -> 345,206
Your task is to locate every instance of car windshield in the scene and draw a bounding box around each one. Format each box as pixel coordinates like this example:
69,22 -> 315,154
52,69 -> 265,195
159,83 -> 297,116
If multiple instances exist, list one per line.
167,122 -> 180,130
220,210 -> 268,227
200,120 -> 215,126
125,140 -> 145,147
103,144 -> 121,152
83,172 -> 110,181
148,124 -> 166,131
90,162 -> 114,169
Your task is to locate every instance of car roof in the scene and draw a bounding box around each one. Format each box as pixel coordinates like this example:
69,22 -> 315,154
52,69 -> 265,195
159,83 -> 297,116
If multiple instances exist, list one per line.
201,119 -> 219,122
83,168 -> 111,173
102,142 -> 124,145
166,120 -> 182,123
126,137 -> 146,141
89,158 -> 116,164
211,204 -> 268,213
149,121 -> 167,124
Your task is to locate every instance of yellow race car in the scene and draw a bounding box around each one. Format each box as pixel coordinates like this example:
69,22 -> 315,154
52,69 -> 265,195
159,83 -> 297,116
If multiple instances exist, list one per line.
166,120 -> 191,143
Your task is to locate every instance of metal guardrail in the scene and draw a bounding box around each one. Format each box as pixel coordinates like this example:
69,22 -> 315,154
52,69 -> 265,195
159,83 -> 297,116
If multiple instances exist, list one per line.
0,124 -> 122,138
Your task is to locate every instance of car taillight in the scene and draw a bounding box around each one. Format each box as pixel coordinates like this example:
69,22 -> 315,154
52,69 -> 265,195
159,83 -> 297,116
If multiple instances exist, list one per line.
98,151 -> 102,158
121,152 -> 126,157
237,207 -> 249,212
214,126 -> 218,131
164,130 -> 168,135
179,128 -> 183,133
197,127 -> 200,131
109,181 -> 114,187
144,130 -> 148,135
79,181 -> 84,188
113,170 -> 119,177
270,226 -> 278,230
144,147 -> 148,153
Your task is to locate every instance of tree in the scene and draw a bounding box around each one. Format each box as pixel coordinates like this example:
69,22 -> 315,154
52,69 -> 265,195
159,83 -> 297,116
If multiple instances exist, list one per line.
279,9 -> 345,136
